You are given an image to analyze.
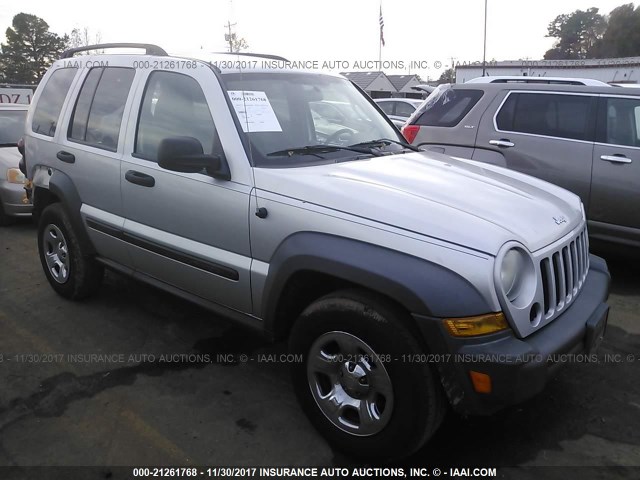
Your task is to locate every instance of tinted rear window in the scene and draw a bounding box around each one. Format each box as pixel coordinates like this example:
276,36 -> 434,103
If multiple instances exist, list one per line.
32,67 -> 77,137
414,88 -> 483,127
496,92 -> 594,141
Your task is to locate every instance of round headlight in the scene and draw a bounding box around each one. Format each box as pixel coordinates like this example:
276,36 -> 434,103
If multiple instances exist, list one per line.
499,247 -> 535,305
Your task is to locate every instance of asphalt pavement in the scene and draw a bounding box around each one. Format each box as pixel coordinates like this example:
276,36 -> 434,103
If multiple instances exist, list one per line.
0,219 -> 638,478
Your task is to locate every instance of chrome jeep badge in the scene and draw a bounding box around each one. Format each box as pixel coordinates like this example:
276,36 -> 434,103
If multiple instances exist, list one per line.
553,215 -> 567,225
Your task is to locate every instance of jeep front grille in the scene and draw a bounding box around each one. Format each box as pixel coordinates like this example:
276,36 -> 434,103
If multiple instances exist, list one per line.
496,222 -> 590,338
539,227 -> 589,318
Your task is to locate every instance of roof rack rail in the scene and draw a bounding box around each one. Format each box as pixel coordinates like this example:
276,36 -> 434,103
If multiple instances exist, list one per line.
213,52 -> 289,62
61,43 -> 168,59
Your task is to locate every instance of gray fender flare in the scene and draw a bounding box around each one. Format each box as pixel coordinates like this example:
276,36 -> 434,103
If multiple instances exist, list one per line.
261,232 -> 492,335
44,170 -> 96,255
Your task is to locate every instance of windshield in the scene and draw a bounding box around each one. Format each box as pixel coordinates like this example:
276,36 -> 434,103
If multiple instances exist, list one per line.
0,109 -> 27,146
221,72 -> 405,166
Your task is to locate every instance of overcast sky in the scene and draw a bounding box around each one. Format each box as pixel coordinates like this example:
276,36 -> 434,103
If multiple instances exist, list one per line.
0,0 -> 633,80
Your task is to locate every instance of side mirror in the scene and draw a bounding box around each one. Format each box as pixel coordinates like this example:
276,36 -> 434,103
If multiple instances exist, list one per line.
157,137 -> 230,180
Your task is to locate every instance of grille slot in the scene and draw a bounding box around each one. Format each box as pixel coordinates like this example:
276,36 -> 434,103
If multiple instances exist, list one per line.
539,226 -> 589,319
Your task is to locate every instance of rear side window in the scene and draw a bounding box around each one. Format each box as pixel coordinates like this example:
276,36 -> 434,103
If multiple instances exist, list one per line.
496,92 -> 594,141
32,67 -> 77,137
135,71 -> 218,162
414,88 -> 483,127
69,67 -> 135,151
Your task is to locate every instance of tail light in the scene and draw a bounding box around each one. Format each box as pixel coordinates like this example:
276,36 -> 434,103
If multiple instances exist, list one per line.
401,124 -> 420,144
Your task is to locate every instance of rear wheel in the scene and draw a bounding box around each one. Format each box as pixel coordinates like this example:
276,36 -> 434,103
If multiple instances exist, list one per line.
289,289 -> 446,460
37,203 -> 103,299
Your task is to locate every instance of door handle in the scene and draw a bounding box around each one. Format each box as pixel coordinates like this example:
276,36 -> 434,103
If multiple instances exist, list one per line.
56,151 -> 75,163
489,139 -> 515,148
125,170 -> 155,187
600,154 -> 632,164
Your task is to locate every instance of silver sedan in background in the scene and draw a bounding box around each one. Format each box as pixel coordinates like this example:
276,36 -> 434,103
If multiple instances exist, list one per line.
0,103 -> 31,225
374,98 -> 424,128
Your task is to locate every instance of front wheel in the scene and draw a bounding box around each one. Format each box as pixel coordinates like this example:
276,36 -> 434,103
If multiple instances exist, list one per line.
289,289 -> 446,461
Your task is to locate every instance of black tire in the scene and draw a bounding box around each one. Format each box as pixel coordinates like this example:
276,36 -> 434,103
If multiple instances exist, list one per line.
0,201 -> 15,226
289,289 -> 446,461
37,203 -> 103,299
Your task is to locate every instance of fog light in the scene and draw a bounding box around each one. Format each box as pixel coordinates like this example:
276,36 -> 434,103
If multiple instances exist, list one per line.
470,371 -> 492,394
444,312 -> 509,337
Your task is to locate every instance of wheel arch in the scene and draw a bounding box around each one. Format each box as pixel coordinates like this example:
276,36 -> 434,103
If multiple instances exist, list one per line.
35,170 -> 96,256
262,232 -> 492,340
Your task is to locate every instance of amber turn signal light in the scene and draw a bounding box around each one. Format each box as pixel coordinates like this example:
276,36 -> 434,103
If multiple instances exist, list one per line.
444,312 -> 509,337
469,371 -> 492,394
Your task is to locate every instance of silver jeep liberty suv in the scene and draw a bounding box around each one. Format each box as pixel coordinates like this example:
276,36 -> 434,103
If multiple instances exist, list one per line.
23,44 -> 610,460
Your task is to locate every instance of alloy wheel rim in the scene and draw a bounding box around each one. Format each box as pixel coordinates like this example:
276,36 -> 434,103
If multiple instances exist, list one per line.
43,224 -> 70,284
306,331 -> 394,436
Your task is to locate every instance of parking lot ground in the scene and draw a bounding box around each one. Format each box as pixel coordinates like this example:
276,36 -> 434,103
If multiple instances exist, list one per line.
0,220 -> 639,477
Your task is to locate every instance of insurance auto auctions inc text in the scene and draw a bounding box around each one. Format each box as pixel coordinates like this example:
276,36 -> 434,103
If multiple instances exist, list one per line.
251,467 -> 497,477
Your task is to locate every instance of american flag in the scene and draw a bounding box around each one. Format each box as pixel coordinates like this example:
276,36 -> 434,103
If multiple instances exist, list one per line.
379,5 -> 385,47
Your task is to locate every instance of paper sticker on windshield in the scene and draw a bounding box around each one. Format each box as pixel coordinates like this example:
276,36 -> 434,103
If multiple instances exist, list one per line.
227,91 -> 282,133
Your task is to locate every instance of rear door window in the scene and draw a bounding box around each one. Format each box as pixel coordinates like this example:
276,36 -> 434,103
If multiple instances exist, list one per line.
496,92 -> 595,141
32,67 -> 78,137
69,67 -> 135,151
413,87 -> 483,127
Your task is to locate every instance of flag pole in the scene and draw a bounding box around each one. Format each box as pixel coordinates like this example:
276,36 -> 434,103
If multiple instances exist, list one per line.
378,2 -> 383,67
482,0 -> 488,76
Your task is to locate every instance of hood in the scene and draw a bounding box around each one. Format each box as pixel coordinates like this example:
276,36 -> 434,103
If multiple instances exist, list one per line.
254,151 -> 583,255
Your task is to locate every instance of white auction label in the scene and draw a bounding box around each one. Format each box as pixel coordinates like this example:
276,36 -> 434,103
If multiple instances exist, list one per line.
227,90 -> 282,133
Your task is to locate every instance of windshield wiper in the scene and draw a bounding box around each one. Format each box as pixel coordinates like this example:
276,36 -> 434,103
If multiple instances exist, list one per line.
267,144 -> 379,158
350,138 -> 421,152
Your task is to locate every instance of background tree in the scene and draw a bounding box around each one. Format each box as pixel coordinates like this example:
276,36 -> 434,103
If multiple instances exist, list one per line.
231,36 -> 249,53
591,4 -> 640,57
437,68 -> 455,84
0,13 -> 68,84
225,32 -> 249,53
544,7 -> 606,59
69,27 -> 103,50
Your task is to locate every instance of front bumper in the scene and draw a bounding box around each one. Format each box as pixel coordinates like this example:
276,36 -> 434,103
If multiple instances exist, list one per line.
0,180 -> 32,217
414,254 -> 610,416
